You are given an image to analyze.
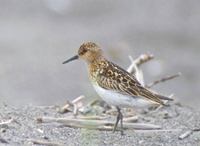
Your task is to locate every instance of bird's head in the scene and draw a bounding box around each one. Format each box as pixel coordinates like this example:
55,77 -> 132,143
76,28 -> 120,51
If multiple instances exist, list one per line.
63,42 -> 103,64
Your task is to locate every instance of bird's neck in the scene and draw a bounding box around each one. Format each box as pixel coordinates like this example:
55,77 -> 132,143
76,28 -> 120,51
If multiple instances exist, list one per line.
88,57 -> 106,82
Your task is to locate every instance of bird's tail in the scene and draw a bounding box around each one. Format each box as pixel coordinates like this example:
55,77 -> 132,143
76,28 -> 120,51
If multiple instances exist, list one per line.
140,88 -> 173,106
156,94 -> 173,101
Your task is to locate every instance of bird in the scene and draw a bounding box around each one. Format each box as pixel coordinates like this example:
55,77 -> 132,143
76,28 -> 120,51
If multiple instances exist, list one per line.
63,42 -> 173,135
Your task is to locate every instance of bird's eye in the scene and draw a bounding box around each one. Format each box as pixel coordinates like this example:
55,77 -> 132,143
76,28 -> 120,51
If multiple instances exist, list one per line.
79,48 -> 88,55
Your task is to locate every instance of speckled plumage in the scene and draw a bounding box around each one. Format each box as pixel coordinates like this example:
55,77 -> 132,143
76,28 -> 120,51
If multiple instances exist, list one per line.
89,59 -> 166,105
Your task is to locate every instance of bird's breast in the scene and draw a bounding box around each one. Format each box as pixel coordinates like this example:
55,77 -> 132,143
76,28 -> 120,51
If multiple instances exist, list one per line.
88,63 -> 104,82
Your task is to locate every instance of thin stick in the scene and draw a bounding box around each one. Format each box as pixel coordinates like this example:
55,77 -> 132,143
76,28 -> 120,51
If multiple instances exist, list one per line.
37,117 -> 161,131
29,139 -> 64,146
123,116 -> 138,123
58,95 -> 85,114
72,95 -> 85,105
136,129 -> 181,133
179,130 -> 193,140
193,128 -> 200,132
127,54 -> 154,74
59,115 -> 108,120
127,56 -> 145,86
129,54 -> 154,67
179,128 -> 200,140
0,119 -> 13,126
77,115 -> 108,120
135,54 -> 154,67
146,73 -> 181,88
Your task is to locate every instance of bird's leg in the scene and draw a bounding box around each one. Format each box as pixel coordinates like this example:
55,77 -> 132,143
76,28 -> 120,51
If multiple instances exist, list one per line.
113,107 -> 124,135
113,112 -> 120,133
118,107 -> 124,135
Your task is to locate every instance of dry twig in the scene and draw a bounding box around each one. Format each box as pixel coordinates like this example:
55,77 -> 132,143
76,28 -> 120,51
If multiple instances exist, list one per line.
127,54 -> 154,86
37,117 -> 161,131
123,116 -> 138,123
58,95 -> 85,114
146,73 -> 181,88
134,54 -> 154,67
77,115 -> 107,120
179,130 -> 193,140
29,139 -> 64,146
179,128 -> 200,140
0,119 -> 14,126
128,54 -> 154,68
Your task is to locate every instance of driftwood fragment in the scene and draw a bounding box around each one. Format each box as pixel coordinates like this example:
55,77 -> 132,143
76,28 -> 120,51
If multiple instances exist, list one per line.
58,95 -> 85,114
127,54 -> 154,85
37,117 -> 161,131
179,128 -> 200,140
123,116 -> 138,123
127,54 -> 154,73
179,130 -> 193,140
0,119 -> 14,126
127,54 -> 153,86
29,139 -> 64,146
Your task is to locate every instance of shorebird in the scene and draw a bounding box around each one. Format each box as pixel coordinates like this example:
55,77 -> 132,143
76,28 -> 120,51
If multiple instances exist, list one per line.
63,42 -> 173,135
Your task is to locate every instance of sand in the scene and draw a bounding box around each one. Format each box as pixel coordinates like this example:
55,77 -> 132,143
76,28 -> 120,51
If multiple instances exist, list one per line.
0,103 -> 200,146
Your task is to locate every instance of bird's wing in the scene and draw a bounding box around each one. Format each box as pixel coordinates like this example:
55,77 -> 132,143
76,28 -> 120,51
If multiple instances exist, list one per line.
96,61 -> 165,105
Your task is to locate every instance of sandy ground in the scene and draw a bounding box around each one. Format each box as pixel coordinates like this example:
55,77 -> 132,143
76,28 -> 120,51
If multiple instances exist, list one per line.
0,103 -> 200,146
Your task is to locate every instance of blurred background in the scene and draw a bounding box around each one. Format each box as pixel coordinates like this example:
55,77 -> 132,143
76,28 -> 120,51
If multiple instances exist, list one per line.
0,0 -> 199,108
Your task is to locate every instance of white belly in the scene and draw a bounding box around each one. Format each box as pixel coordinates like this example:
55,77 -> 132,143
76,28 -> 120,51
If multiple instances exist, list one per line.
93,85 -> 153,108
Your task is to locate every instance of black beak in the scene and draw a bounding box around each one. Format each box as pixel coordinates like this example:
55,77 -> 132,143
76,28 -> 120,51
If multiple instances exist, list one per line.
62,55 -> 79,64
